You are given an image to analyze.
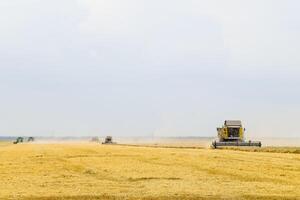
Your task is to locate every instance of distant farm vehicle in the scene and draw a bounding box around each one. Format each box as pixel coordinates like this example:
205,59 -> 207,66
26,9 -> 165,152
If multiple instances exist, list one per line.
91,137 -> 100,142
212,120 -> 262,148
102,136 -> 116,144
13,137 -> 24,144
27,137 -> 35,142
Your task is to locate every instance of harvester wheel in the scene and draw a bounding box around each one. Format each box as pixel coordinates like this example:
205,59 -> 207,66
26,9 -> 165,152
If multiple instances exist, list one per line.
212,141 -> 217,149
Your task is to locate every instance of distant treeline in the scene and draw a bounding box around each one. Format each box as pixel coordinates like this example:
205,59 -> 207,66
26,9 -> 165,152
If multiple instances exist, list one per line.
0,137 -> 16,140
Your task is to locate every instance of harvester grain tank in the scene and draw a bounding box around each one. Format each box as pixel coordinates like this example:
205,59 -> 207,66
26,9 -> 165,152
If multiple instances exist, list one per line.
212,120 -> 261,148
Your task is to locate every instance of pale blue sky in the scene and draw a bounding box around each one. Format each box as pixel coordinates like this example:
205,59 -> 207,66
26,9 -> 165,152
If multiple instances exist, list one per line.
1,0 -> 300,137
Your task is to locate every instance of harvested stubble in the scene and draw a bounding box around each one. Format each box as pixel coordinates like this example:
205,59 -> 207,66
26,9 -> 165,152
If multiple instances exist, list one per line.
0,142 -> 299,200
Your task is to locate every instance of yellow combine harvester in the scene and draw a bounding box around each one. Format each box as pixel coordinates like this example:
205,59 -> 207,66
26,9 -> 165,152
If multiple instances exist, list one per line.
212,120 -> 261,148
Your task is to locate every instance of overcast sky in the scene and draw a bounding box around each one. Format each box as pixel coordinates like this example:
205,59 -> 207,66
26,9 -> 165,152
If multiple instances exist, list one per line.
1,0 -> 300,137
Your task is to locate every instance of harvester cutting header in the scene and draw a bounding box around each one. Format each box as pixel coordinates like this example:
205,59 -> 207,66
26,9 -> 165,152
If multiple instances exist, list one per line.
212,120 -> 261,148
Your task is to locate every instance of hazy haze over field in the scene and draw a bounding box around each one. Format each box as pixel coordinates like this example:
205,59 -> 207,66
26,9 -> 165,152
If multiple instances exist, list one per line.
1,0 -> 300,137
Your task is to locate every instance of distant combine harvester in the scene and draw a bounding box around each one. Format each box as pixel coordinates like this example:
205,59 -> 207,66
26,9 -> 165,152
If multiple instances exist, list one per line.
102,136 -> 116,144
91,137 -> 100,142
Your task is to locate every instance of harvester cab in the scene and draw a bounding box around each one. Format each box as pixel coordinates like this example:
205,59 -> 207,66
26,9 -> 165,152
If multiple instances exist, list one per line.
212,120 -> 261,148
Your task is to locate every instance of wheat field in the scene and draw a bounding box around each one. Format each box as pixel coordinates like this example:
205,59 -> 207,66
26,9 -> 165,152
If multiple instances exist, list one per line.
0,142 -> 299,200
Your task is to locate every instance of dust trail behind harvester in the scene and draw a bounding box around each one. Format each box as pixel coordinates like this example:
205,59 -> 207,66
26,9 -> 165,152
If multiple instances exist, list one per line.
253,137 -> 300,147
115,137 -> 216,149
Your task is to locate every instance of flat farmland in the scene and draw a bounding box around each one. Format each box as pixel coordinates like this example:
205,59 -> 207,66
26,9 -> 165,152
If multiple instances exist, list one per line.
0,142 -> 299,200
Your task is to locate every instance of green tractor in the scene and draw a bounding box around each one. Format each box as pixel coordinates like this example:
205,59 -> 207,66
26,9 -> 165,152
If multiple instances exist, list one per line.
13,137 -> 24,144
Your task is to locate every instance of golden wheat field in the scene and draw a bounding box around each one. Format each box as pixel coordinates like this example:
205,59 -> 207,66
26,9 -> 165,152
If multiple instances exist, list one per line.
0,142 -> 299,200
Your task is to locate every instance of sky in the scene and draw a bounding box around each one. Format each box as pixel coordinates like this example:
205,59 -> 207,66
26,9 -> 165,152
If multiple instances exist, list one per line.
0,0 -> 300,137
